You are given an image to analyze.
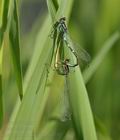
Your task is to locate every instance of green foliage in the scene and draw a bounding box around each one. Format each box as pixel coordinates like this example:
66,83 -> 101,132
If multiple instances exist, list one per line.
0,0 -> 10,128
0,0 -> 23,128
9,0 -> 23,100
83,32 -> 120,83
1,0 -> 120,140
0,46 -> 3,128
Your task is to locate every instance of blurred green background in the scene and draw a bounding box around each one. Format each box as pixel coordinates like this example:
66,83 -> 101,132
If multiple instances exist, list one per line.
1,0 -> 120,139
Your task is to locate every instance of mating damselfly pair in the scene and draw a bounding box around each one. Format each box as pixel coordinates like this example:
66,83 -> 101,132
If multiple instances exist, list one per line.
50,17 -> 90,75
49,17 -> 91,121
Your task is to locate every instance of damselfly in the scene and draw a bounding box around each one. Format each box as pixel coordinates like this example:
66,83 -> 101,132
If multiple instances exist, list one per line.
51,17 -> 90,75
50,17 -> 91,121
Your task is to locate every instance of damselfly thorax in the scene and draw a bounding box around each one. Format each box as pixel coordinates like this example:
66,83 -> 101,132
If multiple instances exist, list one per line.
53,17 -> 67,32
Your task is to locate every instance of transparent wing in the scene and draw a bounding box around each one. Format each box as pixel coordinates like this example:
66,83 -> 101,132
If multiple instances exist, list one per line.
64,33 -> 91,67
60,76 -> 71,122
74,43 -> 91,64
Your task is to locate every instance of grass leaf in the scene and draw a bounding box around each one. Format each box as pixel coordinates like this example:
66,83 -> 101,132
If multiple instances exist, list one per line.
0,0 -> 10,128
9,0 -> 23,100
0,0 -> 10,46
67,67 -> 97,140
0,45 -> 3,128
47,0 -> 57,21
83,31 -> 120,83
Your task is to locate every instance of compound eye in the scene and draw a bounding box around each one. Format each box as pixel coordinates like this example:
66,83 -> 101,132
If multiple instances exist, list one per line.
60,17 -> 66,22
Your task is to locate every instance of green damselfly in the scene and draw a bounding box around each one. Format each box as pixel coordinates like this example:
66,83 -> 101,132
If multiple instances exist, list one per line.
51,17 -> 90,75
50,17 -> 91,121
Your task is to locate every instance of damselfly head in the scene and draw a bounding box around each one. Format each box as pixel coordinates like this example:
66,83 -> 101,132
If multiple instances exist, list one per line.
60,17 -> 66,21
65,59 -> 70,63
53,17 -> 66,30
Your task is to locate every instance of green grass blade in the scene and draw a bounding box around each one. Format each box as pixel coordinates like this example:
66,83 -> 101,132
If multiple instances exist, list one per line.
61,30 -> 98,139
0,45 -> 3,128
67,67 -> 97,140
52,0 -> 59,11
9,0 -> 23,100
83,31 -> 120,83
47,0 -> 57,21
0,77 -> 3,128
0,0 -> 10,47
23,16 -> 51,91
0,0 -> 10,128
95,116 -> 112,140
